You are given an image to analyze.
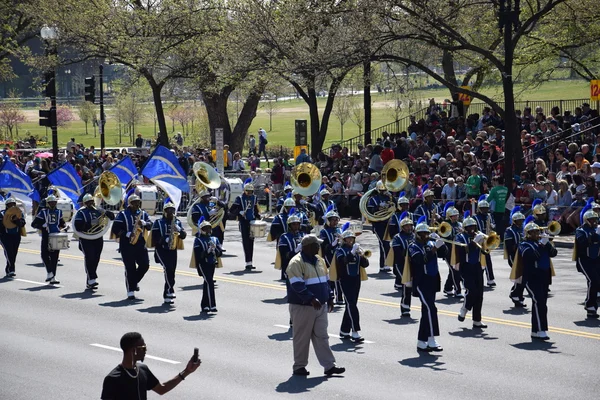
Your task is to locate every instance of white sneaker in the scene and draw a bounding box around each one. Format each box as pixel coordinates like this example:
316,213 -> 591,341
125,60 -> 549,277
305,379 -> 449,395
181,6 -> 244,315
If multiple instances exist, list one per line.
351,331 -> 364,342
164,298 -> 173,304
417,340 -> 429,351
380,266 -> 392,272
46,272 -> 54,282
458,307 -> 467,322
427,337 -> 443,351
538,331 -> 550,340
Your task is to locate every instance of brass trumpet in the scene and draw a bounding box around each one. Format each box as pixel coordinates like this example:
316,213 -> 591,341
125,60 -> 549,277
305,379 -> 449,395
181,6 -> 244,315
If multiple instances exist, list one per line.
429,221 -> 452,238
539,221 -> 561,236
357,247 -> 372,258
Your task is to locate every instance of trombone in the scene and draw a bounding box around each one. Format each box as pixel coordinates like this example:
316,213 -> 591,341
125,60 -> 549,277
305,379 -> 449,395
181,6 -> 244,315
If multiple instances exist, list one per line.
474,231 -> 501,253
428,222 -> 468,246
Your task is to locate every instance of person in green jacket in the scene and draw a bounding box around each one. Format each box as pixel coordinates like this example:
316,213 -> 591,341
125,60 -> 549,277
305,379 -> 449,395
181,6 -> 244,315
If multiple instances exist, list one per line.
487,176 -> 509,240
466,167 -> 482,199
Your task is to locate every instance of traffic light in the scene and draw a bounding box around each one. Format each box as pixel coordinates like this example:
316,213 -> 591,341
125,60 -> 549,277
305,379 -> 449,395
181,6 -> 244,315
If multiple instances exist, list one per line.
84,76 -> 96,103
39,109 -> 55,127
41,72 -> 55,98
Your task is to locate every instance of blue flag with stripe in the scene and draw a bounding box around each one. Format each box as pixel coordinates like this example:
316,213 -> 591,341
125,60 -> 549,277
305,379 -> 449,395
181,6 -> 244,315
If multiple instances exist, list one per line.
110,156 -> 138,187
0,159 -> 40,202
141,145 -> 189,209
46,162 -> 83,209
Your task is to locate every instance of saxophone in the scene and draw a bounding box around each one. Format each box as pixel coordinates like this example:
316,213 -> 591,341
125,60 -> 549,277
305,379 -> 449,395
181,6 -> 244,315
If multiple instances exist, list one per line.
130,212 -> 144,245
169,217 -> 179,250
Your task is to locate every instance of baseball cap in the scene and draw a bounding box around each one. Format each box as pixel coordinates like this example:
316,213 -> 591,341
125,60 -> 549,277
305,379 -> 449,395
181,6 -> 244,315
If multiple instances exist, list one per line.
301,234 -> 323,246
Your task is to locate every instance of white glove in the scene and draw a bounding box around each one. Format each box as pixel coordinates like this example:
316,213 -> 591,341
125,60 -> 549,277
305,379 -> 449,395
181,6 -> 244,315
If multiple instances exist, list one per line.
595,226 -> 600,235
295,243 -> 302,253
209,209 -> 218,216
239,210 -> 245,216
210,196 -> 218,203
379,201 -> 387,207
435,239 -> 444,248
540,236 -> 549,245
474,233 -> 485,244
332,239 -> 339,247
300,199 -> 307,205
429,232 -> 440,240
42,223 -> 48,229
126,232 -> 132,238
351,243 -> 360,255
165,237 -> 170,243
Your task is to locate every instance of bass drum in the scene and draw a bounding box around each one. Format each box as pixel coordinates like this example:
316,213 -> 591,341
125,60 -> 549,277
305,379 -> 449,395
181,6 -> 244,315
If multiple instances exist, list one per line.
136,185 -> 158,216
56,198 -> 74,222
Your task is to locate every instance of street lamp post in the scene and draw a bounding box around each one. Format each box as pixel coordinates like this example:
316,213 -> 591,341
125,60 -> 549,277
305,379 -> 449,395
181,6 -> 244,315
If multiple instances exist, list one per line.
40,25 -> 59,161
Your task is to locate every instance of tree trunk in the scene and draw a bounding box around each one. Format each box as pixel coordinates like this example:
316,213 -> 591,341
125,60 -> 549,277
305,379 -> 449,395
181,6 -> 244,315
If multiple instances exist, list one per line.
232,85 -> 264,154
442,50 -> 458,100
147,77 -> 169,148
306,89 -> 321,159
85,121 -> 88,135
203,89 -> 234,152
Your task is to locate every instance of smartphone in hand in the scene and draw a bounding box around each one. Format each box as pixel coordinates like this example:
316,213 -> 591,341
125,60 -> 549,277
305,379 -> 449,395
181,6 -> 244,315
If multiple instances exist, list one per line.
192,348 -> 199,363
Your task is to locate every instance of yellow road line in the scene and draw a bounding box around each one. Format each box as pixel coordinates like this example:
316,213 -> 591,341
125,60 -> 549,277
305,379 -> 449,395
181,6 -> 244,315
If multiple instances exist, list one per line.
12,246 -> 600,340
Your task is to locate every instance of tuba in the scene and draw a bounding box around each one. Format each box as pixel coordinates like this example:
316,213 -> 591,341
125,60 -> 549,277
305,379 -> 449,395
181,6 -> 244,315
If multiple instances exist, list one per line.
72,172 -> 122,240
290,162 -> 322,196
360,160 -> 409,223
187,162 -> 224,233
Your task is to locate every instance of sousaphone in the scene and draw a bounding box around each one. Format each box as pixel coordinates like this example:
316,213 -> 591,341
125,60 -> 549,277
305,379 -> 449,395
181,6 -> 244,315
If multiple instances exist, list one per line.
187,162 -> 224,233
360,160 -> 409,222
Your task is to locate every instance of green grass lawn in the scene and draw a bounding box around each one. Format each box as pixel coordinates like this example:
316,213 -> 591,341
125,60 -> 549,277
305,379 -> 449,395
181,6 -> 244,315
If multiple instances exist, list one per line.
7,79 -> 592,150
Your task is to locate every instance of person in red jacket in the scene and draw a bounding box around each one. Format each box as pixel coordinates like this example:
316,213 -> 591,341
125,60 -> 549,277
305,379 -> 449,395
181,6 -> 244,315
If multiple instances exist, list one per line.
381,141 -> 395,165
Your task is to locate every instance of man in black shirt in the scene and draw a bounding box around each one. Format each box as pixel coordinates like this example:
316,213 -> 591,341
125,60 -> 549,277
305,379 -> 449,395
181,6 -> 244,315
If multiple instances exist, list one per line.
101,332 -> 200,400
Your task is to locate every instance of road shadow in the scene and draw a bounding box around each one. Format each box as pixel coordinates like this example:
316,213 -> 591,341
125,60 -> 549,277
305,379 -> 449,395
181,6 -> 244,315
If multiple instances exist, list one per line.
573,319 -> 600,328
224,270 -> 263,276
448,327 -> 498,340
262,297 -> 287,305
61,290 -> 103,300
399,354 -> 446,372
20,285 -> 60,292
0,276 -> 15,284
380,291 -> 402,298
436,296 -> 463,305
367,272 -> 394,280
99,298 -> 143,308
502,307 -> 529,316
510,341 -> 561,354
331,340 -> 365,353
137,304 -> 176,314
179,284 -> 203,291
25,263 -> 46,268
276,375 -> 329,394
183,313 -> 215,321
268,329 -> 292,342
384,317 -> 418,325
220,253 -> 237,258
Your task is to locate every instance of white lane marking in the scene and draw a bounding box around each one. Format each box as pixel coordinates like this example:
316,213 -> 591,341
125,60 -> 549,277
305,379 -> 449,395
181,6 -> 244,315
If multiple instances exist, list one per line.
90,344 -> 181,364
273,325 -> 374,344
14,278 -> 61,287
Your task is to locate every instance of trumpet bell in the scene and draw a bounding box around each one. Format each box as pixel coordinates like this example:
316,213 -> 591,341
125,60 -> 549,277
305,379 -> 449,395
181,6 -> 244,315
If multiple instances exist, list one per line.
193,162 -> 222,190
98,171 -> 122,206
291,162 -> 322,196
381,160 -> 409,192
544,221 -> 561,236
430,221 -> 452,238
483,232 -> 501,251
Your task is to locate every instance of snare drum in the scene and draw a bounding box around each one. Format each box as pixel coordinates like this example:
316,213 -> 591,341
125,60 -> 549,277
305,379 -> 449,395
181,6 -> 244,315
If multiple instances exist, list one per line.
249,220 -> 267,239
349,221 -> 363,236
56,199 -> 74,222
48,232 -> 70,251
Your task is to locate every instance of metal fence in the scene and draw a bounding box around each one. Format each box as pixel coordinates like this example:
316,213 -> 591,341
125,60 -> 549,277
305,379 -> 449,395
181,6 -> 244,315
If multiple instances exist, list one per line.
466,98 -> 589,117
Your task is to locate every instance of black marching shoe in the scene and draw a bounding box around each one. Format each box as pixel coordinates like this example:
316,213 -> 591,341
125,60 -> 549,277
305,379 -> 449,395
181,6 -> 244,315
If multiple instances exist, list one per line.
324,366 -> 345,376
473,321 -> 488,329
293,367 -> 310,376
587,311 -> 599,319
7,272 -> 16,278
245,265 -> 253,271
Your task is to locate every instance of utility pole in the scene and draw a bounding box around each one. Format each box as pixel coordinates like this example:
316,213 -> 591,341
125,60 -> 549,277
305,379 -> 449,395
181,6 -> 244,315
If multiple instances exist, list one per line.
99,65 -> 106,154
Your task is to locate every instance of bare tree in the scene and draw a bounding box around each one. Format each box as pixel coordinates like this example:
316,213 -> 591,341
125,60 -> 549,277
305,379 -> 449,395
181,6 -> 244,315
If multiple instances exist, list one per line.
332,95 -> 351,141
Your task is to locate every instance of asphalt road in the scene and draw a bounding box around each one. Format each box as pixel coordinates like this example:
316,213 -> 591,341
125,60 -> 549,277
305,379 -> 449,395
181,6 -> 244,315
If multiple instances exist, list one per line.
1,218 -> 599,400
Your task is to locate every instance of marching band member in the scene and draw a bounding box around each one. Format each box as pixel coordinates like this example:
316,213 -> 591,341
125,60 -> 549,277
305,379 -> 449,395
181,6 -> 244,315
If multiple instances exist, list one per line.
276,183 -> 293,209
194,217 -> 223,312
531,199 -> 548,227
442,206 -> 463,298
73,194 -> 115,290
335,229 -> 369,342
269,197 -> 296,243
387,191 -> 412,239
519,221 -> 558,340
409,219 -> 447,352
367,180 -> 393,273
574,209 -> 600,319
32,195 -> 66,284
390,212 -> 414,315
456,215 -> 488,329
292,190 -> 315,234
190,191 -> 213,230
230,180 -> 261,271
111,195 -> 153,300
315,188 -> 337,226
152,201 -> 187,304
319,210 -> 344,305
277,214 -> 305,282
474,195 -> 496,287
505,207 -> 526,307
0,198 -> 26,278
414,186 -> 440,226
